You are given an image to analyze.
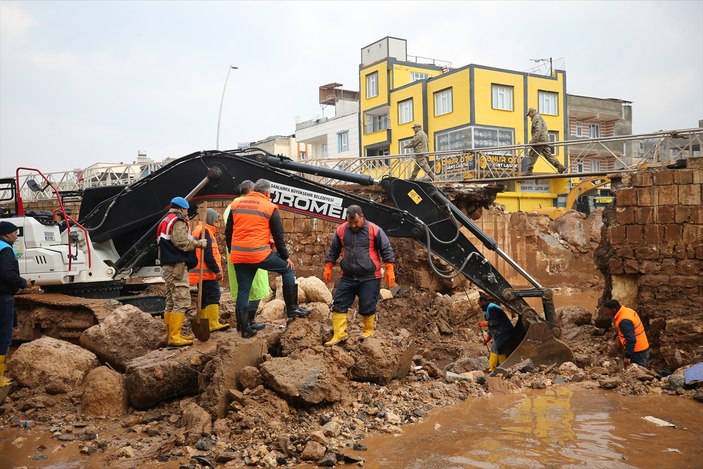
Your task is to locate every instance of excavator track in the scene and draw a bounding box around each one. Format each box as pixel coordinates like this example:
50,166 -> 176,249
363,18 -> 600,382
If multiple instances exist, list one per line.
14,293 -> 114,342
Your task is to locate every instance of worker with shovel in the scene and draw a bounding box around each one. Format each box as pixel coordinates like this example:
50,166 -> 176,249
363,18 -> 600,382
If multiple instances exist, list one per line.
157,197 -> 207,347
189,208 -> 229,332
478,294 -> 515,372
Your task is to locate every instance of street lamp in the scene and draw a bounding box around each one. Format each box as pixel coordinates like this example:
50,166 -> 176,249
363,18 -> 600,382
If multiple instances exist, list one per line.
216,65 -> 238,150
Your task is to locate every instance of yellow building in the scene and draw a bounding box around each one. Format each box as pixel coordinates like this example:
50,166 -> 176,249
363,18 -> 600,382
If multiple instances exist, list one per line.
359,37 -> 569,212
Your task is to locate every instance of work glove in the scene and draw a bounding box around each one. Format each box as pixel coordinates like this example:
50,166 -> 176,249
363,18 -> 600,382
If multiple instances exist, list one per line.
323,262 -> 334,283
196,239 -> 208,248
384,263 -> 396,288
478,321 -> 488,328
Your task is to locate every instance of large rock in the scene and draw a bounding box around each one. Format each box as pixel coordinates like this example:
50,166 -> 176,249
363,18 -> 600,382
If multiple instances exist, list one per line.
279,303 -> 328,355
81,366 -> 128,416
125,346 -> 214,410
182,402 -> 213,444
79,304 -> 166,371
299,276 -> 333,304
350,331 -> 417,384
259,349 -> 349,405
198,337 -> 267,418
551,211 -> 589,250
10,337 -> 99,394
556,306 -> 593,326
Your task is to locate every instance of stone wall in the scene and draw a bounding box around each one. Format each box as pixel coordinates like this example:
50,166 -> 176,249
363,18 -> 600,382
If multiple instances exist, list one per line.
597,157 -> 703,368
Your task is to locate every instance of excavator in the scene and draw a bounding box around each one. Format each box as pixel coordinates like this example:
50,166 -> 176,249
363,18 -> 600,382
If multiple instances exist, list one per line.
1,148 -> 573,368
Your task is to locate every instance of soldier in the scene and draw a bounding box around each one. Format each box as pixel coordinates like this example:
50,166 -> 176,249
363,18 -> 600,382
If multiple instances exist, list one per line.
405,123 -> 437,181
526,107 -> 567,174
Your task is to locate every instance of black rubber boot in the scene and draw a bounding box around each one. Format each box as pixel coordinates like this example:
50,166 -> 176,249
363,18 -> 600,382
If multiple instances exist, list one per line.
236,307 -> 257,338
248,306 -> 266,331
283,284 -> 311,318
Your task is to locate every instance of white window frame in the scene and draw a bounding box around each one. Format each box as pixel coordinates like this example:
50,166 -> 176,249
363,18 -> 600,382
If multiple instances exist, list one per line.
337,131 -> 349,152
411,72 -> 429,82
399,137 -> 413,154
589,124 -> 600,138
398,99 -> 413,125
592,159 -> 601,172
321,143 -> 328,157
491,84 -> 513,111
548,131 -> 558,156
366,72 -> 378,99
575,122 -> 583,136
434,88 -> 453,116
538,91 -> 558,115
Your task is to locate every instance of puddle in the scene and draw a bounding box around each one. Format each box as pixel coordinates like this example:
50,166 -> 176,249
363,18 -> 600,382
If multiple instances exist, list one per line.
352,385 -> 703,468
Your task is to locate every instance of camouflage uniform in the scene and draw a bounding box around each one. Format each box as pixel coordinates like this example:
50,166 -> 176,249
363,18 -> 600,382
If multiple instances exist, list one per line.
405,129 -> 437,180
527,112 -> 566,174
161,213 -> 200,314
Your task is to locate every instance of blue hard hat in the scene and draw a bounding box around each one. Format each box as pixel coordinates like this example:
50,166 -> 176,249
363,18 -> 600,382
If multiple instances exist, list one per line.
170,196 -> 189,209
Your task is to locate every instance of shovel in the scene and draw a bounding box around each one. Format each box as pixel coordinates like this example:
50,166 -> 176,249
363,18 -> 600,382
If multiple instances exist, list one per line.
189,202 -> 211,342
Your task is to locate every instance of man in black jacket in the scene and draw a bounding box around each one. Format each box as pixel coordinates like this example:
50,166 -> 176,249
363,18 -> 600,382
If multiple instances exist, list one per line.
323,205 -> 396,345
0,221 -> 30,387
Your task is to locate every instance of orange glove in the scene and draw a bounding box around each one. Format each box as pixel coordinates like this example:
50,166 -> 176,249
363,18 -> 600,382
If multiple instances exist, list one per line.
478,321 -> 488,328
384,263 -> 396,288
323,262 -> 334,283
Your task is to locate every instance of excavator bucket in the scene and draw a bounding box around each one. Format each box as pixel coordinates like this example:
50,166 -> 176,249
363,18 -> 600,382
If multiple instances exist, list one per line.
498,317 -> 573,370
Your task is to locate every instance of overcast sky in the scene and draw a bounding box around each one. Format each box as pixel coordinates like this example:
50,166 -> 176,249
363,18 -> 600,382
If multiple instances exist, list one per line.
1,0 -> 701,175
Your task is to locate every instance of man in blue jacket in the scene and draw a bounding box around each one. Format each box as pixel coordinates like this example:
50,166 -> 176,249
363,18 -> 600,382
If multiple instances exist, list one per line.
478,294 -> 515,371
0,221 -> 30,387
323,205 -> 396,345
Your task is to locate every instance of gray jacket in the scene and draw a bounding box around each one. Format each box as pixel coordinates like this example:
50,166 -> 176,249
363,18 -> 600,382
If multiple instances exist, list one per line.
530,113 -> 549,143
405,130 -> 428,153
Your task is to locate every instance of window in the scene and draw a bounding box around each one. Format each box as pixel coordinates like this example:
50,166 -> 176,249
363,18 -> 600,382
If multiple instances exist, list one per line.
366,72 -> 378,99
577,162 -> 584,173
398,99 -> 413,125
364,113 -> 389,134
411,72 -> 429,82
491,84 -> 513,111
434,88 -> 453,116
575,122 -> 583,137
589,124 -> 600,138
337,131 -> 349,152
538,91 -> 558,115
299,151 -> 306,160
548,131 -> 558,156
592,160 -> 601,172
321,143 -> 328,157
399,137 -> 414,154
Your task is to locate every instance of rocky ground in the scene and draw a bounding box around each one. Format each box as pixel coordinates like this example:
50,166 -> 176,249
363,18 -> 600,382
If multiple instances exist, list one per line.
2,279 -> 702,469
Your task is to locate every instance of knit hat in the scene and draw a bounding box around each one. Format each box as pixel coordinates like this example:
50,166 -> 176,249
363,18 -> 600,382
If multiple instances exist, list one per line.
206,208 -> 218,225
0,221 -> 19,235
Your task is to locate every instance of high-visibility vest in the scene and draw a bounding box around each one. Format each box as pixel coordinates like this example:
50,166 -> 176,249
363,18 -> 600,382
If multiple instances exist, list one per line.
189,224 -> 222,284
614,306 -> 649,352
156,211 -> 190,265
228,192 -> 276,264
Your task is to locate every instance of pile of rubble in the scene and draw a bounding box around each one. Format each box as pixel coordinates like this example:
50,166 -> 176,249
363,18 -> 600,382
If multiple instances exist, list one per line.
3,277 -> 701,468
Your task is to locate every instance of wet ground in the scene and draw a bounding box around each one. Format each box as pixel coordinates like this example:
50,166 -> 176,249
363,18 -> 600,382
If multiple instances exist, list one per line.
351,384 -> 703,468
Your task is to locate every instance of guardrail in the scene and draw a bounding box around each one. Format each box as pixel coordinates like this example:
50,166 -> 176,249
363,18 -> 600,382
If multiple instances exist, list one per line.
2,128 -> 700,203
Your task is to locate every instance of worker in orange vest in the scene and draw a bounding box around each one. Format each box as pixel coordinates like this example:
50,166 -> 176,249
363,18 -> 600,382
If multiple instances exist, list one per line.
604,299 -> 650,367
224,179 -> 310,338
189,208 -> 229,332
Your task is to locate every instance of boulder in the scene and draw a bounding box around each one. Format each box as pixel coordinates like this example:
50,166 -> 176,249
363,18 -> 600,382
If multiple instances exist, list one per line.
551,211 -> 589,250
350,332 -> 417,384
10,337 -> 99,394
81,366 -> 128,416
79,304 -> 166,371
298,276 -> 333,304
259,350 -> 348,405
279,303 -> 328,355
556,306 -> 593,327
198,337 -> 267,418
182,402 -> 212,444
125,347 -> 214,410
259,299 -> 286,323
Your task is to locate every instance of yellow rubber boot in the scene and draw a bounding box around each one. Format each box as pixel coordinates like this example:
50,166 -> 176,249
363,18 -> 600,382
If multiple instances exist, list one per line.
0,355 -> 12,387
361,314 -> 375,338
324,313 -> 348,346
488,352 -> 499,372
163,311 -> 171,328
168,312 -> 193,347
203,304 -> 229,332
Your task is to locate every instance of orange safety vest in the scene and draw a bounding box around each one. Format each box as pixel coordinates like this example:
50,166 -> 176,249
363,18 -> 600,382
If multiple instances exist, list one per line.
188,224 -> 222,284
228,192 -> 276,264
614,306 -> 649,352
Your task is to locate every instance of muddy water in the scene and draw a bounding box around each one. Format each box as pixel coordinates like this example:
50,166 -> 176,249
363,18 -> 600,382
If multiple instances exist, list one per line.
353,385 -> 703,468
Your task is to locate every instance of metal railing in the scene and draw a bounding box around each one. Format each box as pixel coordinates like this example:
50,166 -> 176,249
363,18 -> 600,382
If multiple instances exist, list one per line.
2,128 -> 700,203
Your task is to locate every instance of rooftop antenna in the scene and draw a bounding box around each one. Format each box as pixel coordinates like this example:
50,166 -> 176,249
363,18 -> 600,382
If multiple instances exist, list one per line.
530,57 -> 553,76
